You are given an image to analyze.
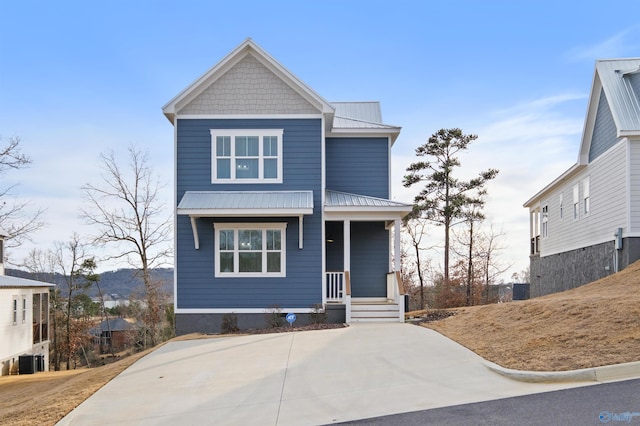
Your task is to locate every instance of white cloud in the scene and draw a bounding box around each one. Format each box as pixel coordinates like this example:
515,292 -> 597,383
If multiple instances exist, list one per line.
566,26 -> 640,62
392,93 -> 585,282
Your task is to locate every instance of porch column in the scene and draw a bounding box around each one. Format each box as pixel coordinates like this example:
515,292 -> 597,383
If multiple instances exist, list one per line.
343,220 -> 350,272
394,219 -> 401,272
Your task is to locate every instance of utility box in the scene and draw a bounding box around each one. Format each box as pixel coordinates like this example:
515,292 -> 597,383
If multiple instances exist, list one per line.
513,283 -> 530,300
18,355 -> 36,374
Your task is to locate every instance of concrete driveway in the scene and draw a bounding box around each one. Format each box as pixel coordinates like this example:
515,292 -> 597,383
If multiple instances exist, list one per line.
57,323 -> 590,425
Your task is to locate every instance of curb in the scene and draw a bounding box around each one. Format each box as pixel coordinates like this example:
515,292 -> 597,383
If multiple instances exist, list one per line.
483,359 -> 640,383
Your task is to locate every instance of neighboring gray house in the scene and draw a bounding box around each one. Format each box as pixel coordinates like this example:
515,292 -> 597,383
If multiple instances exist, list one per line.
524,58 -> 640,297
162,39 -> 412,333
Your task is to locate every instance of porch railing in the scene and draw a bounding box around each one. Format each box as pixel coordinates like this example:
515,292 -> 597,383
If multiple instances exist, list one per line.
326,271 -> 345,302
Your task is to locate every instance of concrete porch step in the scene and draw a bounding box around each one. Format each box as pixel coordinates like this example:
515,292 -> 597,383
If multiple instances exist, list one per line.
350,302 -> 401,322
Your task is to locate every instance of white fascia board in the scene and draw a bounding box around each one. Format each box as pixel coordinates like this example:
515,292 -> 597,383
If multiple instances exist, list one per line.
324,209 -> 412,221
175,308 -> 320,314
577,69 -> 603,164
176,114 -> 323,120
178,208 -> 313,217
327,128 -> 402,145
523,164 -> 584,208
619,130 -> 640,137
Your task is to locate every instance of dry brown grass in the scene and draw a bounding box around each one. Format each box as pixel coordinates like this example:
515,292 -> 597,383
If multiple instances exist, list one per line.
423,260 -> 640,371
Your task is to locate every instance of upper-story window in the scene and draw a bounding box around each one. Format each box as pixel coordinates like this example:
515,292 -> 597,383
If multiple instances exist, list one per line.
559,193 -> 563,220
583,176 -> 590,215
211,129 -> 283,183
573,184 -> 579,219
541,205 -> 549,238
12,296 -> 18,325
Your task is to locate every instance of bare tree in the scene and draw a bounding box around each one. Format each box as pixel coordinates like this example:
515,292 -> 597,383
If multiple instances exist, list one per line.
402,217 -> 435,310
81,145 -> 172,347
0,136 -> 45,256
477,224 -> 511,303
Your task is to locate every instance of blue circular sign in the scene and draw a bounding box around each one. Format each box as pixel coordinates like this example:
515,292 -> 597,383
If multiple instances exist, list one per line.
286,313 -> 297,324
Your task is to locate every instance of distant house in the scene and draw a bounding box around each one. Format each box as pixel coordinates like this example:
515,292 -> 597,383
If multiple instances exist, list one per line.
0,230 -> 54,375
162,39 -> 412,333
90,317 -> 135,353
524,58 -> 640,297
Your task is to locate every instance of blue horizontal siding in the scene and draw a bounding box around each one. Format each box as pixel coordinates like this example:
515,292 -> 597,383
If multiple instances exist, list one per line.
176,118 -> 322,309
350,222 -> 389,297
326,137 -> 389,198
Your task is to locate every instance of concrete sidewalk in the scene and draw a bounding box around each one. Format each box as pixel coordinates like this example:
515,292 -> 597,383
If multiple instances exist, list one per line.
58,323 -> 596,425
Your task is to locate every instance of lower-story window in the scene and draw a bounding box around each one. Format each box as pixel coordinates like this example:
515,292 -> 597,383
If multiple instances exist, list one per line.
214,223 -> 286,277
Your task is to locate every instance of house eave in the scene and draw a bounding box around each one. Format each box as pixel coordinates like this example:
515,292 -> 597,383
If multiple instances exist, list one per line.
178,208 -> 313,217
523,163 -> 584,208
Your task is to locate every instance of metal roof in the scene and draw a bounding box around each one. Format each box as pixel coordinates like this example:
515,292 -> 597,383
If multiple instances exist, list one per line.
331,101 -> 401,131
325,190 -> 412,209
0,275 -> 55,289
177,191 -> 314,216
597,58 -> 640,134
332,101 -> 383,123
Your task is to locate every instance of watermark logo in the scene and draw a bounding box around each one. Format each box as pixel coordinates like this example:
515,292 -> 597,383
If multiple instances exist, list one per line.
599,411 -> 640,423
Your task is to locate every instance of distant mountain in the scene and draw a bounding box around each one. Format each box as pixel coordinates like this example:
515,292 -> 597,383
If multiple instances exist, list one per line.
5,268 -> 173,299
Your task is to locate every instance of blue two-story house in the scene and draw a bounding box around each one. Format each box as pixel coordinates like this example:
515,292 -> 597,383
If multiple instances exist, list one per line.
163,39 -> 411,333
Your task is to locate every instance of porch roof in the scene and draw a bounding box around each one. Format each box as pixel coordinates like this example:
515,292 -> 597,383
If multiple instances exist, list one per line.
0,275 -> 55,289
177,190 -> 314,217
177,190 -> 314,250
324,190 -> 413,219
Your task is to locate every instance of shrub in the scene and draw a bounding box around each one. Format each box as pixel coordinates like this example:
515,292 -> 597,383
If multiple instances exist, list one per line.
309,303 -> 327,324
221,313 -> 239,333
264,305 -> 284,328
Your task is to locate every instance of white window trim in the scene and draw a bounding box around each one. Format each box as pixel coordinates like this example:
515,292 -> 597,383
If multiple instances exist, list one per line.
541,205 -> 549,238
214,223 -> 287,278
573,183 -> 579,220
22,295 -> 27,323
559,193 -> 563,220
583,176 -> 590,215
12,295 -> 18,325
210,129 -> 284,184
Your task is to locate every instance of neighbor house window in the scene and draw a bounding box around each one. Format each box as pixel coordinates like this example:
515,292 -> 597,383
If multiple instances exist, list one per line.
573,184 -> 579,219
559,193 -> 564,220
583,177 -> 590,215
214,223 -> 286,277
541,205 -> 549,238
12,296 -> 18,325
211,129 -> 283,183
22,296 -> 27,323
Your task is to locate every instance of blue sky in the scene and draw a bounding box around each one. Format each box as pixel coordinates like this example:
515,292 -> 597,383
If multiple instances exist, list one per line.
2,1 -> 640,277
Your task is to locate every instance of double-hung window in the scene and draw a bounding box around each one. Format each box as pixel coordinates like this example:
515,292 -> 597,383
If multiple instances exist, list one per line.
583,177 -> 590,215
559,193 -> 563,220
12,296 -> 18,325
573,184 -> 579,219
22,296 -> 27,323
214,223 -> 286,277
211,129 -> 283,183
541,205 -> 549,238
